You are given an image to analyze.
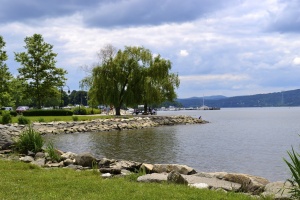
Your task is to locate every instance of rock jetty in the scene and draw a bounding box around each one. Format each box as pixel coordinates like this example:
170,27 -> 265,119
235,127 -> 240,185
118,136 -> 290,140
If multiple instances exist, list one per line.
0,149 -> 293,199
0,115 -> 205,149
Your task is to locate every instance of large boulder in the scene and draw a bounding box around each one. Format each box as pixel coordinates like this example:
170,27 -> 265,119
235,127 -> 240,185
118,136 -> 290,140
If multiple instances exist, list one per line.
167,171 -> 188,185
19,156 -> 34,163
137,173 -> 168,183
110,160 -> 141,172
221,173 -> 270,195
262,181 -> 293,200
75,152 -> 96,167
152,164 -> 196,175
61,152 -> 77,160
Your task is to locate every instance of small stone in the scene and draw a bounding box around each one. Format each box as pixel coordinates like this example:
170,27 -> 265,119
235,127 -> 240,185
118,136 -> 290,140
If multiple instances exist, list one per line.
188,183 -> 209,189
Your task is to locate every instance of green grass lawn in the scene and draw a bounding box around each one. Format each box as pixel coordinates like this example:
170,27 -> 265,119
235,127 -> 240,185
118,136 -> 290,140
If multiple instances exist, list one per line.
0,159 -> 270,200
6,115 -> 129,123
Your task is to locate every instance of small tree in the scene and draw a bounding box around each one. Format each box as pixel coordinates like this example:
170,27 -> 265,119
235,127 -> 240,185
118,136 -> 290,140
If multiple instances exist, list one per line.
15,34 -> 67,109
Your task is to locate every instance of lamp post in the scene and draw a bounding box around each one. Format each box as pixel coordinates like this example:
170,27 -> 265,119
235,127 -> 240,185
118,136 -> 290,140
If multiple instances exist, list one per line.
60,85 -> 70,109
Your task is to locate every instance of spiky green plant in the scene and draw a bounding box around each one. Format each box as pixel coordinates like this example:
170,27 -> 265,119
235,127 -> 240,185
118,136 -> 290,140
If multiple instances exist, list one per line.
45,142 -> 61,162
14,125 -> 44,154
283,147 -> 300,198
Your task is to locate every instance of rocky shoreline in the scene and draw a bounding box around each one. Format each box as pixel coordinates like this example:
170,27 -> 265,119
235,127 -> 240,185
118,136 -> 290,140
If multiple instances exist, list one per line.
0,115 -> 205,149
0,149 -> 293,199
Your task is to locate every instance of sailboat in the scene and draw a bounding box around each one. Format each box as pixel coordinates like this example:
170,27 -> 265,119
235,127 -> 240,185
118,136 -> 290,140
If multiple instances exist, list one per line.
198,95 -> 220,110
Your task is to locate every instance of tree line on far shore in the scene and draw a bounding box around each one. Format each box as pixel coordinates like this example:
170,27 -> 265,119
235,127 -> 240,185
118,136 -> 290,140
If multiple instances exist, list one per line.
0,34 -> 179,115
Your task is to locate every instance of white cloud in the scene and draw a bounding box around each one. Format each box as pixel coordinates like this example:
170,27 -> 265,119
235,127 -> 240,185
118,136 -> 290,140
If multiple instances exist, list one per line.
179,50 -> 189,57
292,57 -> 300,65
179,74 -> 250,82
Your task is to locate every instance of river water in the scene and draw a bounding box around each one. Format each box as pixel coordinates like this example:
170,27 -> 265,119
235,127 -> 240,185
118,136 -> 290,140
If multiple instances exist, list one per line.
43,107 -> 300,182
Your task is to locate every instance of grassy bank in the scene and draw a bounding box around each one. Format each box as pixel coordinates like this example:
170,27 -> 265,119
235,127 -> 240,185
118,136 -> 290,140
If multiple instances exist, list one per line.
4,115 -> 123,124
0,159 -> 270,200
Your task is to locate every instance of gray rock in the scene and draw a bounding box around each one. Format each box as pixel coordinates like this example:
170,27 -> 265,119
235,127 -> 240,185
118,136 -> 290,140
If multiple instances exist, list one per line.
188,183 -> 209,189
137,173 -> 168,183
61,152 -> 77,160
152,164 -> 196,175
183,175 -> 241,191
31,158 -> 45,167
35,152 -> 45,160
140,163 -> 154,173
167,171 -> 188,185
45,161 -> 64,168
98,158 -> 115,168
63,158 -> 75,166
221,173 -> 270,195
111,160 -> 141,172
75,152 -> 96,167
262,181 -> 293,200
19,156 -> 34,163
1,142 -> 13,150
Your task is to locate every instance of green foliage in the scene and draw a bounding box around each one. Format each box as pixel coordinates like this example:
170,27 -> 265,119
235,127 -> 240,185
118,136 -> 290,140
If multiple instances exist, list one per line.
14,125 -> 44,154
14,33 -> 67,109
10,111 -> 17,117
72,106 -> 87,115
0,159 -> 257,200
284,147 -> 300,198
23,109 -> 73,116
72,116 -> 79,121
18,116 -> 31,124
87,45 -> 179,115
45,142 -> 61,162
1,111 -> 12,124
0,36 -> 15,108
38,118 -> 45,122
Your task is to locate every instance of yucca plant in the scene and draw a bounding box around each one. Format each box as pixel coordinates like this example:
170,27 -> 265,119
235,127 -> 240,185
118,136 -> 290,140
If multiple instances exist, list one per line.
14,125 -> 44,154
283,147 -> 300,198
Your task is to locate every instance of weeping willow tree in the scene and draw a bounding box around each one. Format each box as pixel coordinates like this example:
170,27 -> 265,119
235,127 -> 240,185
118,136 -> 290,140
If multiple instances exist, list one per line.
87,45 -> 179,115
141,55 -> 180,113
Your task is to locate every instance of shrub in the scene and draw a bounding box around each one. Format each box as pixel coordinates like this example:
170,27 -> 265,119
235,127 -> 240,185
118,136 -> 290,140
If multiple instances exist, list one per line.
284,147 -> 300,199
38,118 -> 45,122
45,142 -> 61,162
14,125 -> 44,154
2,111 -> 12,124
10,111 -> 17,117
73,107 -> 87,115
72,116 -> 79,121
18,116 -> 31,125
23,109 -> 73,116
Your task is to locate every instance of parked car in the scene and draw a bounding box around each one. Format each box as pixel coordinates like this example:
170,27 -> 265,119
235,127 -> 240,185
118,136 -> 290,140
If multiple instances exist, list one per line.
1,107 -> 13,111
16,106 -> 29,114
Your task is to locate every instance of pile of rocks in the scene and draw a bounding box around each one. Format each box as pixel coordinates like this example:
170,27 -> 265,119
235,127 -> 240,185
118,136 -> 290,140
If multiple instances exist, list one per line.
0,115 -> 206,149
0,149 -> 292,199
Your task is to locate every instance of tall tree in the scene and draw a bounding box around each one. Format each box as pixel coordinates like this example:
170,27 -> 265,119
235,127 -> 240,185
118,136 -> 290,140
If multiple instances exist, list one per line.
88,46 -> 179,115
0,36 -> 14,107
89,46 -> 152,115
141,55 -> 180,112
15,34 -> 67,109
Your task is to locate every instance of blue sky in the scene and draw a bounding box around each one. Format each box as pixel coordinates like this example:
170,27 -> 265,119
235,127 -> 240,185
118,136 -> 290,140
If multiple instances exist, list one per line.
1,0 -> 300,98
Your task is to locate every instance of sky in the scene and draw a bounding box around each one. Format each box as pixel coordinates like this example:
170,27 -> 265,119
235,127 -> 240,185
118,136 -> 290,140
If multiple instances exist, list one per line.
1,0 -> 300,98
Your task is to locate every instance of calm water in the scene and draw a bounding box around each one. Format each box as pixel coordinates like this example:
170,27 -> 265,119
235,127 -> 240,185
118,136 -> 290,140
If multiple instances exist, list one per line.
43,107 -> 300,182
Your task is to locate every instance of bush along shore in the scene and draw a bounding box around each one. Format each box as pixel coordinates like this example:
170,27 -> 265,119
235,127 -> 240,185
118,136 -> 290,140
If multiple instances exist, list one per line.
0,115 -> 206,148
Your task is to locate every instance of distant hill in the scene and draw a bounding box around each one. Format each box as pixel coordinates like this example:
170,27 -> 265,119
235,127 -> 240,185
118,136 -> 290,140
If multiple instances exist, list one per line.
177,89 -> 300,108
177,95 -> 227,108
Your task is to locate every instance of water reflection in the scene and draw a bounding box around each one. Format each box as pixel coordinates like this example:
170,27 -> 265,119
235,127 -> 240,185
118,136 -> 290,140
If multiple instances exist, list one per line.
43,127 -> 179,164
